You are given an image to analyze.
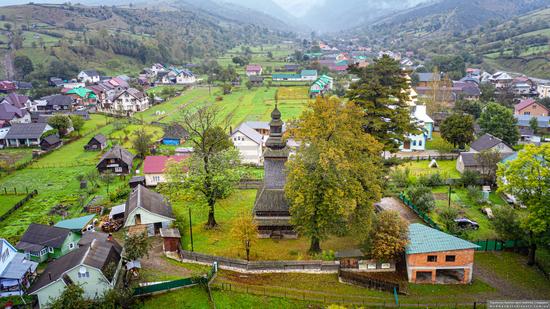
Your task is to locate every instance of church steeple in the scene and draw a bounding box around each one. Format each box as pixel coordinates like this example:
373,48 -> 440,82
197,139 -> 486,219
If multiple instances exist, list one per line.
265,104 -> 286,150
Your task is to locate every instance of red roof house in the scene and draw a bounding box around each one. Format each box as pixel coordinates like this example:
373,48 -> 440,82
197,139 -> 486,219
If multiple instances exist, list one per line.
0,81 -> 17,93
143,155 -> 191,186
245,64 -> 263,76
514,98 -> 548,117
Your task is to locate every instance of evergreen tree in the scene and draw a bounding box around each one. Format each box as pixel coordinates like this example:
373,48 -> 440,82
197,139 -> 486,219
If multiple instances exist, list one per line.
346,55 -> 418,152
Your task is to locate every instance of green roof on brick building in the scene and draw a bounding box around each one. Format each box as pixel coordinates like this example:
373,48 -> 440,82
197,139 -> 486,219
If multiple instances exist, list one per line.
406,223 -> 479,254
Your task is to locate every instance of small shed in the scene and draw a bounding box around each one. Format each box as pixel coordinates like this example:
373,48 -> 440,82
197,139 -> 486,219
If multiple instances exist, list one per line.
162,124 -> 189,146
159,228 -> 181,253
335,249 -> 366,269
40,135 -> 62,151
129,176 -> 146,189
84,134 -> 107,151
109,204 -> 125,220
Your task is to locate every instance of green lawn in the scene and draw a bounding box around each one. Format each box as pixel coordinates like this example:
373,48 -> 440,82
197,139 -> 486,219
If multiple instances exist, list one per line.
431,186 -> 509,240
109,124 -> 164,152
136,88 -> 212,124
426,132 -> 454,153
139,286 -> 311,309
173,189 -> 359,260
476,252 -> 550,298
0,195 -> 26,216
398,160 -> 461,179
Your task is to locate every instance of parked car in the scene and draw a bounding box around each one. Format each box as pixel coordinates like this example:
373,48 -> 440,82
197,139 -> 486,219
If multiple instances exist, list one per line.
454,218 -> 479,230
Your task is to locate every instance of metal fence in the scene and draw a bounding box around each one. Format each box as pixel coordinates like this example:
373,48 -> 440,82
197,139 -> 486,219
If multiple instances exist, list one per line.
134,277 -> 197,296
181,250 -> 340,273
473,239 -> 526,252
399,193 -> 440,230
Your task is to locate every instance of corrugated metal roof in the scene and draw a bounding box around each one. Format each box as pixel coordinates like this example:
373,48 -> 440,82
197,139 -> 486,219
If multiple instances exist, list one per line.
54,215 -> 96,231
406,223 -> 479,254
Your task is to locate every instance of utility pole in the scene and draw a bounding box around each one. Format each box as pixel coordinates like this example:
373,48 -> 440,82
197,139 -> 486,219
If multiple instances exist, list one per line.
448,184 -> 452,208
189,208 -> 194,252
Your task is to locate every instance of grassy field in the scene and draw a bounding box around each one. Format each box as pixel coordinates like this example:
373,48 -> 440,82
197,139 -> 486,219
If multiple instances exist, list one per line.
109,124 -> 164,151
136,88 -> 212,124
397,160 -> 461,179
0,195 -> 27,216
173,189 -> 359,260
430,186 -> 510,240
0,116 -> 133,242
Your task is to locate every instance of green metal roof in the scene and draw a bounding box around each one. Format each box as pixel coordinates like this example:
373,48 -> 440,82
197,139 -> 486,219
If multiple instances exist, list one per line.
301,70 -> 318,77
54,214 -> 96,231
66,87 -> 94,99
272,74 -> 301,80
406,223 -> 479,254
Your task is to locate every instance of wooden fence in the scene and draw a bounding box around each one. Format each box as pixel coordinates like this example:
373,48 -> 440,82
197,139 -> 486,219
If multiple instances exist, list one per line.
0,190 -> 38,222
339,270 -> 400,294
180,250 -> 340,273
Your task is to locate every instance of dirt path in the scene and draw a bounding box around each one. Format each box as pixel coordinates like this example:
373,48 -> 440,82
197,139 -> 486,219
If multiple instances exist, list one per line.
378,197 -> 422,223
140,237 -> 193,279
474,254 -> 544,299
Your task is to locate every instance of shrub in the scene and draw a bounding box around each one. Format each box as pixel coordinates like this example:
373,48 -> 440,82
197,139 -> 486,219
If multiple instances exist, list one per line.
418,173 -> 445,187
459,170 -> 481,187
109,185 -> 131,202
466,185 -> 482,203
407,185 -> 435,213
391,168 -> 411,188
439,206 -> 459,234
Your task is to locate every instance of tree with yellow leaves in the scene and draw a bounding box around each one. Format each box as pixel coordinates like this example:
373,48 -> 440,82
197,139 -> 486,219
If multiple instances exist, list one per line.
285,97 -> 384,254
231,212 -> 258,261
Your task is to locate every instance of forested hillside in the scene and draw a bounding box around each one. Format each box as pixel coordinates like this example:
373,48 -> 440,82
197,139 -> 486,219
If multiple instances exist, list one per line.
0,3 -> 294,80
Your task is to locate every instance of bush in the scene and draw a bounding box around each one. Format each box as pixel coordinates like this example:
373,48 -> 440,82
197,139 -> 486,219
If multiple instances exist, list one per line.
418,173 -> 445,187
407,185 -> 435,213
109,185 -> 131,202
466,185 -> 482,203
459,170 -> 481,187
391,168 -> 411,188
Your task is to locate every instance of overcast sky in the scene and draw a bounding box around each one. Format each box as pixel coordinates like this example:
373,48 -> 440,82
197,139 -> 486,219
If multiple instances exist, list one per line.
273,0 -> 325,17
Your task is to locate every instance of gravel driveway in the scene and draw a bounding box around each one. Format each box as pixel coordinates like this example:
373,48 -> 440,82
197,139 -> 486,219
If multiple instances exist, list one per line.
377,197 -> 422,223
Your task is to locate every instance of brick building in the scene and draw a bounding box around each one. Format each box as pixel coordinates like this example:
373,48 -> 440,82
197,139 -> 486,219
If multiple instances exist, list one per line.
406,224 -> 479,284
514,98 -> 549,117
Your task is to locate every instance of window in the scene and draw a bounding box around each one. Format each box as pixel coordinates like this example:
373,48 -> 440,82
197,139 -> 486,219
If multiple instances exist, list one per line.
68,242 -> 75,250
78,267 -> 90,278
48,247 -> 54,253
40,248 -> 48,256
419,140 -> 423,147
524,112 -> 531,115
115,167 -> 123,173
412,140 -> 417,146
427,255 -> 437,262
445,255 -> 456,262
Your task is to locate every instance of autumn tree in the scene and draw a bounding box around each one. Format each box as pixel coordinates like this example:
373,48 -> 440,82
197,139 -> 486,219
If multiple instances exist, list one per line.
131,128 -> 153,159
498,144 -> 550,265
440,113 -> 475,150
231,212 -> 257,261
425,68 -> 453,114
478,102 -> 520,145
346,55 -> 418,152
285,97 -> 384,253
368,211 -> 409,261
175,104 -> 241,228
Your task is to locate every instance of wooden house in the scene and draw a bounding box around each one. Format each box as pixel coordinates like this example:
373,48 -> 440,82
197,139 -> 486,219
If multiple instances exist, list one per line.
39,134 -> 62,151
0,238 -> 38,297
96,146 -> 134,175
15,224 -> 80,263
123,185 -> 175,236
84,134 -> 107,151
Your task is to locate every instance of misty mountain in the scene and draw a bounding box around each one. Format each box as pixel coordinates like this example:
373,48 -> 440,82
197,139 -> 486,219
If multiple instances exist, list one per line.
368,0 -> 550,37
220,0 -> 299,26
298,0 -> 430,33
171,0 -> 294,31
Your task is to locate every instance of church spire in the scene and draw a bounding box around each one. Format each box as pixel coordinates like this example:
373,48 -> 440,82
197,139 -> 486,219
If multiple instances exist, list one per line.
265,104 -> 285,150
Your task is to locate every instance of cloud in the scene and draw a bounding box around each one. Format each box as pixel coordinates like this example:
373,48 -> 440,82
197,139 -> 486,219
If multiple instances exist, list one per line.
273,0 -> 325,17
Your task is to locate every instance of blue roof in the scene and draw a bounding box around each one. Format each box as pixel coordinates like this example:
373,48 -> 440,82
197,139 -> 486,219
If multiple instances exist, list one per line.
406,223 -> 479,254
54,214 -> 95,231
